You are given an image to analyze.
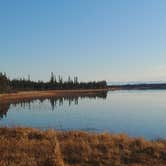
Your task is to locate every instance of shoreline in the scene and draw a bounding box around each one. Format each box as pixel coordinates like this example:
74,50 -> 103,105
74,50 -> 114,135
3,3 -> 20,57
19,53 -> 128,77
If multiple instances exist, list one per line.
0,89 -> 109,103
1,85 -> 166,102
2,82 -> 166,102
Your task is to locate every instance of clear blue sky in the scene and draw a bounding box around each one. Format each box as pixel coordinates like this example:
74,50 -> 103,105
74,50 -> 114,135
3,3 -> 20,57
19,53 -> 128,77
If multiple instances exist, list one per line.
1,0 -> 166,82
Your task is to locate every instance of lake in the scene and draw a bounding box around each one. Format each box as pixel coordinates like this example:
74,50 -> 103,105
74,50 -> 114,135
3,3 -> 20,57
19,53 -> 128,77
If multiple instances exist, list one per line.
0,90 -> 166,140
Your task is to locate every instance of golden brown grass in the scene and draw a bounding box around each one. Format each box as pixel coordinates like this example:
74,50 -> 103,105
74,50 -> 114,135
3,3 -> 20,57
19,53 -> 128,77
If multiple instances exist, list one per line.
0,89 -> 108,103
0,128 -> 166,166
57,131 -> 166,166
0,127 -> 64,166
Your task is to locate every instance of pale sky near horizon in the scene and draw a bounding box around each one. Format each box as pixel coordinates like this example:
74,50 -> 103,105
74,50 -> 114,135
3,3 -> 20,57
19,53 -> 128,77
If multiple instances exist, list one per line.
1,0 -> 166,82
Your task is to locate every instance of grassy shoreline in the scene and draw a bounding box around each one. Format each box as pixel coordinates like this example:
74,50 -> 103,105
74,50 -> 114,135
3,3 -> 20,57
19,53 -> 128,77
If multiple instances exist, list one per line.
0,89 -> 109,103
0,127 -> 166,166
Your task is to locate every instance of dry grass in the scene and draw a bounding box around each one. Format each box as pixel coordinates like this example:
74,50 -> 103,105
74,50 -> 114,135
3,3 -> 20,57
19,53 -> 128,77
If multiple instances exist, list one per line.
0,128 -> 166,166
0,89 -> 108,103
0,127 -> 64,166
57,131 -> 166,166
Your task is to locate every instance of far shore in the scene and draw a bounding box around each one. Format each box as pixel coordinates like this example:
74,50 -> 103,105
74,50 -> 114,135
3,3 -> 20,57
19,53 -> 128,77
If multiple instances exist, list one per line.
0,88 -> 109,103
2,83 -> 166,103
108,83 -> 166,90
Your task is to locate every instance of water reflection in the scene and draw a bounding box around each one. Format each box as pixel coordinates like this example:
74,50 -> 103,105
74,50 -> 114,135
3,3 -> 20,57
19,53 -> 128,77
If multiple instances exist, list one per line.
0,91 -> 107,120
0,103 -> 10,120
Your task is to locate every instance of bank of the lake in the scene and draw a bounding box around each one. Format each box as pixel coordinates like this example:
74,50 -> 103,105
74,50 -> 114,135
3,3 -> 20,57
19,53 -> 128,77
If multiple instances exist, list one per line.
0,89 -> 109,103
2,82 -> 166,102
0,127 -> 166,166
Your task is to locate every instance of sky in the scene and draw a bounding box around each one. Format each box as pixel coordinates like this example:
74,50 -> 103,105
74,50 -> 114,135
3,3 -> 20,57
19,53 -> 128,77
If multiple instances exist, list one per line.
1,0 -> 166,82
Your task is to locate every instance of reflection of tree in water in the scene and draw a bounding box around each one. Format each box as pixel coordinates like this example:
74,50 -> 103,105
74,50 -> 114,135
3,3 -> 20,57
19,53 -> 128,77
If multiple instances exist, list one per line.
49,96 -> 79,110
0,102 -> 10,120
49,91 -> 107,110
0,91 -> 108,119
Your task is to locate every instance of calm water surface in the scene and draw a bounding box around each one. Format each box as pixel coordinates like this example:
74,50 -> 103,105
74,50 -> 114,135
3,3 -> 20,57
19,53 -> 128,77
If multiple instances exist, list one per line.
1,90 -> 166,139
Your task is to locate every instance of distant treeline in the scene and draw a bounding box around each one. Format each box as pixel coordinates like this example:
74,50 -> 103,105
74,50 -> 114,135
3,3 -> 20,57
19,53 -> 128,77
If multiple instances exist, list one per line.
109,84 -> 166,90
0,72 -> 107,93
